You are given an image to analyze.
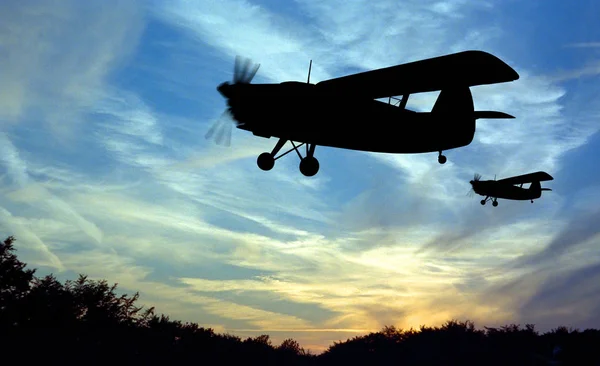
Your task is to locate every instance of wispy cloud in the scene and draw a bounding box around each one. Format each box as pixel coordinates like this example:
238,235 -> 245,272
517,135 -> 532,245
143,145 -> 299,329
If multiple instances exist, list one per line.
0,1 -> 144,140
550,62 -> 600,82
564,42 -> 600,48
0,132 -> 102,252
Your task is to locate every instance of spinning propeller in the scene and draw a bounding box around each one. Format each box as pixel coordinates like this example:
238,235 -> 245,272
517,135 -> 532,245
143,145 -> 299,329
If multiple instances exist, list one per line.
467,173 -> 495,197
467,173 -> 482,197
204,56 -> 261,146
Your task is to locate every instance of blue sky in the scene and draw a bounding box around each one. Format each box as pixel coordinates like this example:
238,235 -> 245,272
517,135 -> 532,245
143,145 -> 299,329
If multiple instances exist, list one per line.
1,0 -> 600,352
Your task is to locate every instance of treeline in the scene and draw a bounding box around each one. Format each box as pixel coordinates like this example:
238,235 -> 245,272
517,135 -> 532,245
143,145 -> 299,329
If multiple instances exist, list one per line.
1,235 -> 599,365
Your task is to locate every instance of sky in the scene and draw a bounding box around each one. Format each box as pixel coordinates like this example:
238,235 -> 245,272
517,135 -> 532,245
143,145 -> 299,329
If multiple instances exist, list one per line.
1,0 -> 600,353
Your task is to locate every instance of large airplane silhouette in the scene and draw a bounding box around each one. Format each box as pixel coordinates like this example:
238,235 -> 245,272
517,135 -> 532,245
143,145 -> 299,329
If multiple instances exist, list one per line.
206,50 -> 519,177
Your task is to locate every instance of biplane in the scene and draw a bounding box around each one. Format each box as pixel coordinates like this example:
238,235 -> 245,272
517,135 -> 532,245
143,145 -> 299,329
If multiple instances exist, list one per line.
206,50 -> 520,177
469,171 -> 554,207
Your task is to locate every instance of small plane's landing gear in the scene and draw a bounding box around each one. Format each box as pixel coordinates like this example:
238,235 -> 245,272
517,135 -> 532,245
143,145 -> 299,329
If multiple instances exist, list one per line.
257,153 -> 275,171
438,151 -> 447,164
298,141 -> 319,177
531,199 -> 534,203
481,196 -> 498,207
257,138 -> 287,171
299,156 -> 319,177
257,137 -> 320,177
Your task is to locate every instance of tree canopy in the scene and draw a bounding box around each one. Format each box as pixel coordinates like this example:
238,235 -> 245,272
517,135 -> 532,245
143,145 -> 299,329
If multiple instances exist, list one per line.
1,235 -> 598,365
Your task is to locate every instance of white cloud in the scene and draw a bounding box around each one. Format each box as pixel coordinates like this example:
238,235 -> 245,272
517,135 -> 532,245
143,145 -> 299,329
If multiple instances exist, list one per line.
0,132 -> 29,185
550,61 -> 600,82
0,206 -> 65,271
152,0 -> 335,84
0,132 -> 103,245
0,1 -> 144,139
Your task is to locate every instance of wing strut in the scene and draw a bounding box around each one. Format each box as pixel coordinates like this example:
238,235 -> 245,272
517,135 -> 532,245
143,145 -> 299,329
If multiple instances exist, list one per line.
387,94 -> 410,109
399,94 -> 409,109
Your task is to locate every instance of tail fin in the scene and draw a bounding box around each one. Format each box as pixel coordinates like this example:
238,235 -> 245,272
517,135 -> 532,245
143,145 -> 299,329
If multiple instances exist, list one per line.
529,181 -> 541,191
474,111 -> 515,119
432,87 -> 473,115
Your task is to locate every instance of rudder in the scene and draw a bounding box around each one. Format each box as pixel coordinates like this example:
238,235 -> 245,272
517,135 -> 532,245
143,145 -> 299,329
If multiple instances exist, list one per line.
431,87 -> 476,146
431,87 -> 474,116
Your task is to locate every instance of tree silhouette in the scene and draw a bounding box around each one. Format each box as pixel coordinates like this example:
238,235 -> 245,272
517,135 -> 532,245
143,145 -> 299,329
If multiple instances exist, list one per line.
2,235 -> 600,365
0,236 -> 36,327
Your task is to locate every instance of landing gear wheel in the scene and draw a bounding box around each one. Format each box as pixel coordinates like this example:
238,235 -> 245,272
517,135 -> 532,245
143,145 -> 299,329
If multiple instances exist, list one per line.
299,156 -> 319,177
480,200 -> 486,205
438,154 -> 447,164
492,200 -> 498,207
257,152 -> 275,171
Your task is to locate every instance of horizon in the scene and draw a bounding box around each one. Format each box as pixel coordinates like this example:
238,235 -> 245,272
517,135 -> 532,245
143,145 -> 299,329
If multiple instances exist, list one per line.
1,0 -> 600,354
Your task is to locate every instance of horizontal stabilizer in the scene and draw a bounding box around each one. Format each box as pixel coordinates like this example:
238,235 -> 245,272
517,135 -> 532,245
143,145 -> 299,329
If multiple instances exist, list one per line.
474,111 -> 515,119
541,188 -> 552,191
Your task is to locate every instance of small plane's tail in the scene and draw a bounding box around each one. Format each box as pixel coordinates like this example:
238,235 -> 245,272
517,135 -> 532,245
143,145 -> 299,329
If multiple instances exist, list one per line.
431,88 -> 514,120
530,182 -> 553,194
529,180 -> 541,192
474,111 -> 515,119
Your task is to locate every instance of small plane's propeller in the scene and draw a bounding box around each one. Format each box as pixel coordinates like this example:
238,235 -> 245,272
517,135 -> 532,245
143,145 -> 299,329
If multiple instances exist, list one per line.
204,110 -> 239,147
467,173 -> 482,197
232,55 -> 260,84
205,56 -> 260,146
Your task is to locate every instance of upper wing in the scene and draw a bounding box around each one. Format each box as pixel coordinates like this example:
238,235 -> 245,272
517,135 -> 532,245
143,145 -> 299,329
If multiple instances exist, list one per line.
315,50 -> 519,99
496,171 -> 554,185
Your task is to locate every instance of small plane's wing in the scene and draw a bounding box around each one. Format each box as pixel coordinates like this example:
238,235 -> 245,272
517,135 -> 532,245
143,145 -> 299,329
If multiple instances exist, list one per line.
473,111 -> 515,119
315,50 -> 519,100
496,171 -> 554,185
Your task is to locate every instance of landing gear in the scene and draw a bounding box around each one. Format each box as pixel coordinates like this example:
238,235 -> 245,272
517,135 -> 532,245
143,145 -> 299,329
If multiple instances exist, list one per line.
531,199 -> 534,203
299,156 -> 319,177
256,138 -> 320,177
257,138 -> 286,171
438,151 -> 447,164
257,153 -> 275,171
480,196 -> 498,207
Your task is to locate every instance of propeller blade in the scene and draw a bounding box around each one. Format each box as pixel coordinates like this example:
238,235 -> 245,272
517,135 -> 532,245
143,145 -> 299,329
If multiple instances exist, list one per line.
222,122 -> 233,147
205,110 -> 236,146
204,114 -> 224,141
245,63 -> 260,83
233,55 -> 260,84
240,57 -> 251,82
234,55 -> 242,83
234,56 -> 248,83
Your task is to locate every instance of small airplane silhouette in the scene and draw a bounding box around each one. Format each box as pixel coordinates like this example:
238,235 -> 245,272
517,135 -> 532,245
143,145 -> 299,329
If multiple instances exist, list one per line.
469,171 -> 554,207
206,50 -> 519,177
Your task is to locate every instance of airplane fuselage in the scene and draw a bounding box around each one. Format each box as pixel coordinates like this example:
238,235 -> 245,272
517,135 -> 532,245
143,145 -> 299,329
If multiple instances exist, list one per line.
473,181 -> 543,201
226,82 -> 476,154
